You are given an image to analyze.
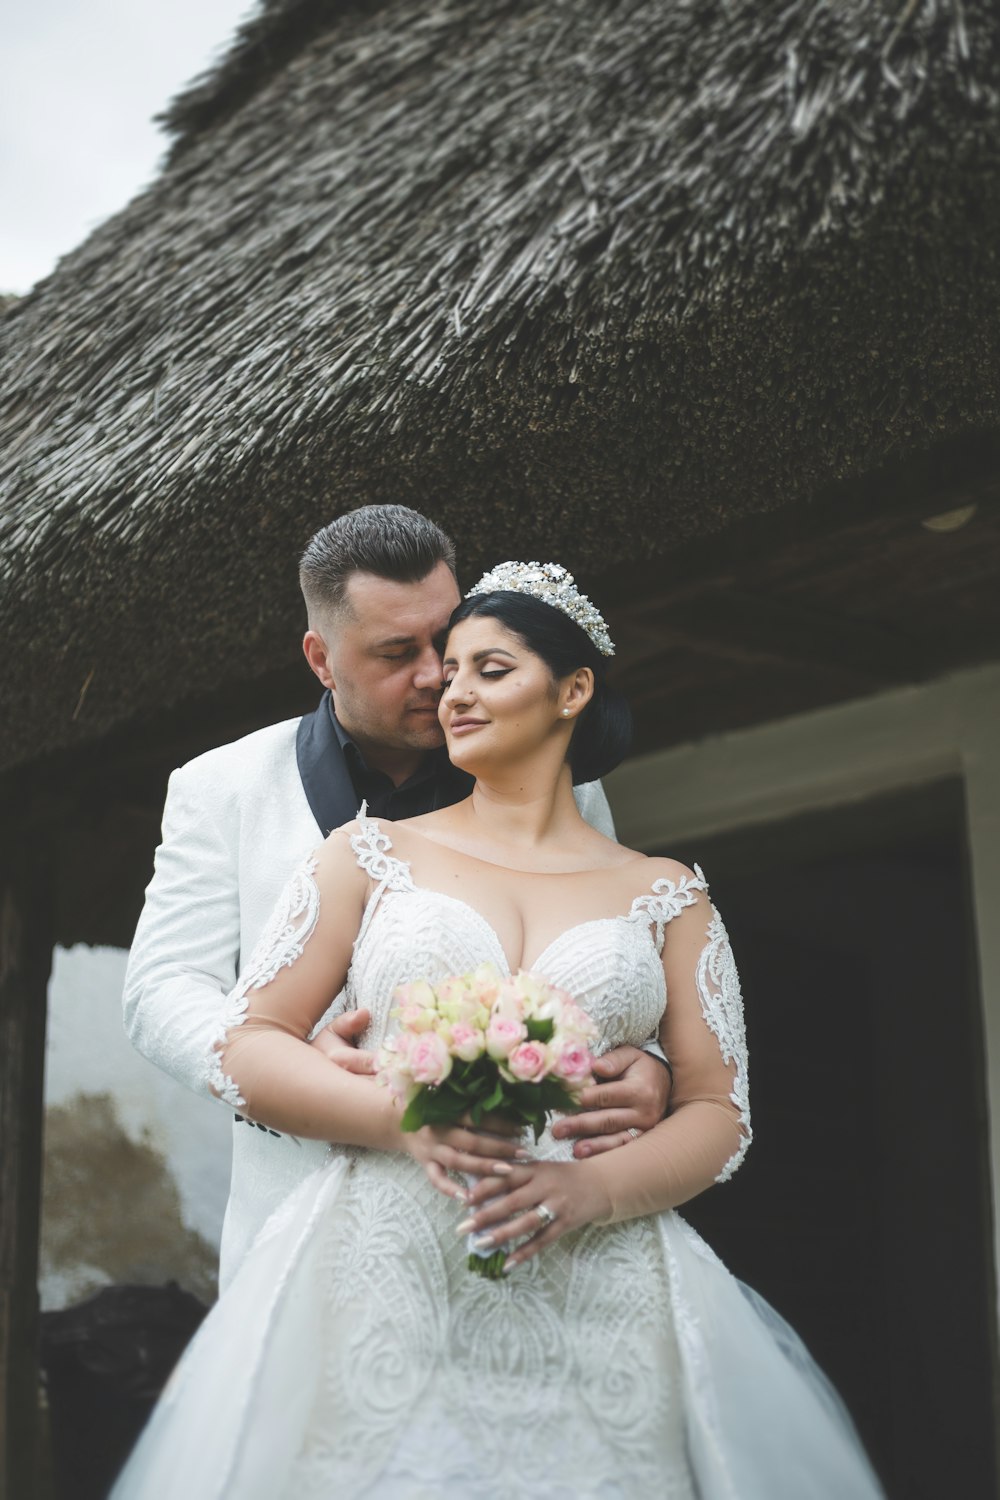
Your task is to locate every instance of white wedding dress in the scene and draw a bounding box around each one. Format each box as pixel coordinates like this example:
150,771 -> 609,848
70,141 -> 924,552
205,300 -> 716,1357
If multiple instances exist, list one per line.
113,815 -> 884,1500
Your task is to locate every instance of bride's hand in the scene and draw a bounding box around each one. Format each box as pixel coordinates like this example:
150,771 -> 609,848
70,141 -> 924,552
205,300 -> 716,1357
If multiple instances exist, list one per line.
402,1117 -> 529,1202
457,1160 -> 612,1270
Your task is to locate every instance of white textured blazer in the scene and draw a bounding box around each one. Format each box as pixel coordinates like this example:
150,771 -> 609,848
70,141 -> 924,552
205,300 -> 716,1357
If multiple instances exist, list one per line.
124,714 -> 616,1288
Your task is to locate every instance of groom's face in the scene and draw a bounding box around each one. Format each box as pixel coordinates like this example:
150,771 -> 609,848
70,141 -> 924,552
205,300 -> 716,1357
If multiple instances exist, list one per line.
315,561 -> 461,758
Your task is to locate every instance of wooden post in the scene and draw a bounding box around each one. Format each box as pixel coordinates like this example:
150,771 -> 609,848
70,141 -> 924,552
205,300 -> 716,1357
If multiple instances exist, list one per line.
0,837 -> 53,1500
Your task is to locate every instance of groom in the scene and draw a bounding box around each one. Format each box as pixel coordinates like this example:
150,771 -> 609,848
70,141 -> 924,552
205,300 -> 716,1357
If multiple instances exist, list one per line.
124,504 -> 670,1287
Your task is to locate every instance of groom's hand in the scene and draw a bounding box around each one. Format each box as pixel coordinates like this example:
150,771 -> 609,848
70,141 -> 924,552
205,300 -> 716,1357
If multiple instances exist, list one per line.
310,1009 -> 376,1075
550,1047 -> 669,1158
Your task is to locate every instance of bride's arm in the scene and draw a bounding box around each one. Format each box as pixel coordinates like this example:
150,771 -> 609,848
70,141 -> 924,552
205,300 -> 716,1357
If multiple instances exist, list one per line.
458,880 -> 751,1263
590,883 -> 750,1220
209,830 -> 402,1146
212,829 -> 528,1182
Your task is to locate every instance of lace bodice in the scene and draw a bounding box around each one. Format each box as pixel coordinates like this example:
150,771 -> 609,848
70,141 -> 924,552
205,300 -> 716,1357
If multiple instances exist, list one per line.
347,818 -> 688,1052
214,808 -> 751,1183
344,812 -> 749,1180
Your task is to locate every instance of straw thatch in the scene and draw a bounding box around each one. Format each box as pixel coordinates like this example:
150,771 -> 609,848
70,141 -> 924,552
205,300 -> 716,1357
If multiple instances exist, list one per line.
2,0 -> 999,772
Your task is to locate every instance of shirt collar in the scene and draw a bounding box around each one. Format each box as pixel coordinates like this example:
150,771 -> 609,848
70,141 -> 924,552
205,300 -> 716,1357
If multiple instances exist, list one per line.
328,697 -> 440,787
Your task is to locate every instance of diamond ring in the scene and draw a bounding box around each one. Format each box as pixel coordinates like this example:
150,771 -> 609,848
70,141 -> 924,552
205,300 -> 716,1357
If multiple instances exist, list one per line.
535,1203 -> 557,1228
627,1127 -> 642,1141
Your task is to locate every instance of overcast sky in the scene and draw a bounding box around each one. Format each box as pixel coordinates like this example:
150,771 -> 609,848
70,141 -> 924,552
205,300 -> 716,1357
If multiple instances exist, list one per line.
2,0 -> 255,294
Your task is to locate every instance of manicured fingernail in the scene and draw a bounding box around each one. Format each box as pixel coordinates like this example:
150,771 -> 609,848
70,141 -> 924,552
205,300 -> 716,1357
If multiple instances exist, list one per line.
456,1218 -> 475,1235
514,1149 -> 532,1160
577,1144 -> 591,1158
502,1260 -> 516,1275
473,1234 -> 494,1250
492,1162 -> 513,1175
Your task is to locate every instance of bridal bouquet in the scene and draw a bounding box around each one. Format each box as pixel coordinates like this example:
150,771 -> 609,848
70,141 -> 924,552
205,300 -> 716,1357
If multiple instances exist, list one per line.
376,963 -> 597,1276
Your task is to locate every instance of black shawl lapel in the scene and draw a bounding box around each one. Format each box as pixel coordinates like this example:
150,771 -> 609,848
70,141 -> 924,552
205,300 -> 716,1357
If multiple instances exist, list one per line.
295,693 -> 359,836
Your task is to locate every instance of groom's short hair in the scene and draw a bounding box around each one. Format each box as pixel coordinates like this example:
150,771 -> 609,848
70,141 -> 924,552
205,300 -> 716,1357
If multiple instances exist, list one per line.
299,504 -> 457,618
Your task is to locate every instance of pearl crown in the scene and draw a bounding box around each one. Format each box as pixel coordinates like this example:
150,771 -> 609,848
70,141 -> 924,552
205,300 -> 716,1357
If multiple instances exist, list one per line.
465,561 -> 615,657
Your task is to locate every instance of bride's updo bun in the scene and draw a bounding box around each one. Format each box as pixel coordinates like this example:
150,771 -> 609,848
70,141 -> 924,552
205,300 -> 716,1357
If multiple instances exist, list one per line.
447,591 -> 632,784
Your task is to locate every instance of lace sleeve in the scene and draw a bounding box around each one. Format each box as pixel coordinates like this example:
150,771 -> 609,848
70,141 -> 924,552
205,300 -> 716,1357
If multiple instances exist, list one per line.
628,866 -> 708,949
209,857 -> 322,1109
592,874 -> 751,1225
693,900 -> 751,1182
634,866 -> 751,1180
204,827 -> 398,1149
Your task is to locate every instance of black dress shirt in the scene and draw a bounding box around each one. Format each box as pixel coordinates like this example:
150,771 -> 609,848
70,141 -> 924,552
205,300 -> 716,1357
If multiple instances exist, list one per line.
330,702 -> 472,819
295,691 -> 471,836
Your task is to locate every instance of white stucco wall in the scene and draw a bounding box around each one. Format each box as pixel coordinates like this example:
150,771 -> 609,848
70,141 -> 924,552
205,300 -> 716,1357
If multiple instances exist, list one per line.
42,945 -> 231,1309
606,658 -> 1000,1305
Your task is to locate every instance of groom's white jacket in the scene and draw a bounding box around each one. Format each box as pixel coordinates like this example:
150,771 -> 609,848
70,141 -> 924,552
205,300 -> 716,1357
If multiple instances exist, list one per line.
124,709 -> 615,1288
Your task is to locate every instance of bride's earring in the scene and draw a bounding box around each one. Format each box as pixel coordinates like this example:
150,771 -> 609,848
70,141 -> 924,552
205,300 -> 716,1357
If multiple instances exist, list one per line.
562,708 -> 571,717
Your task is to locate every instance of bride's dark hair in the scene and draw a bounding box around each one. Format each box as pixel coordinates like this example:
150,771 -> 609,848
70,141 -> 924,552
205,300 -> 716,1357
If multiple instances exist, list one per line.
447,591 -> 632,784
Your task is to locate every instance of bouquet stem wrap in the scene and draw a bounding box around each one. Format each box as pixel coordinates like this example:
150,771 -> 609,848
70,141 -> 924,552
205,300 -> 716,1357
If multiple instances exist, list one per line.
463,1173 -> 509,1279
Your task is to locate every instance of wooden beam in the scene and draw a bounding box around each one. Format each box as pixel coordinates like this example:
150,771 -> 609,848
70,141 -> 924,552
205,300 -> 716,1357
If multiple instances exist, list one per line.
629,586 -> 930,687
0,833 -> 53,1500
594,436 -> 1000,611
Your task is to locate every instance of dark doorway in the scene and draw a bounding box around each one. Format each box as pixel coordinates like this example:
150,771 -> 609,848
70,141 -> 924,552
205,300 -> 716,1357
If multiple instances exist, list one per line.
664,779 -> 999,1500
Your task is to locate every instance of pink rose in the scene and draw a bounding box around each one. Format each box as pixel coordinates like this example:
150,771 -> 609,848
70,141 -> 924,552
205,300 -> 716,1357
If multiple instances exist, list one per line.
408,1031 -> 453,1086
558,1001 -> 597,1042
485,1015 -> 527,1061
438,989 -> 483,1026
376,1039 -> 417,1103
384,1066 -> 418,1107
551,1041 -> 594,1090
510,971 -> 548,1009
435,976 -> 475,1022
491,988 -> 527,1025
379,1032 -> 408,1063
448,1021 -> 485,1063
394,979 -> 436,1008
435,974 -> 467,1004
506,1041 -> 550,1082
395,1000 -> 437,1032
469,964 -> 502,1007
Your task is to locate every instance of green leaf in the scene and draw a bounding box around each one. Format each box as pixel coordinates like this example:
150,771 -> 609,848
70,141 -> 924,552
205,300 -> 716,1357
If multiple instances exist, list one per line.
399,1096 -> 427,1133
482,1081 -> 505,1113
525,1018 -> 555,1043
397,1064 -> 580,1140
400,1084 -> 466,1132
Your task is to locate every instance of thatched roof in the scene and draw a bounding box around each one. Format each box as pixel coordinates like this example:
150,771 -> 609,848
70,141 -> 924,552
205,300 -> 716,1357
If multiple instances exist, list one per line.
2,0 -> 1000,773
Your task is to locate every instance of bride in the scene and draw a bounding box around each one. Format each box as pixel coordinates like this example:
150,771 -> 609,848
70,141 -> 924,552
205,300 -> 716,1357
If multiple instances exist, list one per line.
113,562 -> 885,1499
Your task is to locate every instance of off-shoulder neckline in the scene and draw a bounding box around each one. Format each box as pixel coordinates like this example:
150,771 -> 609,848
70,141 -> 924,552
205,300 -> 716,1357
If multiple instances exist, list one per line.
351,806 -> 686,884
